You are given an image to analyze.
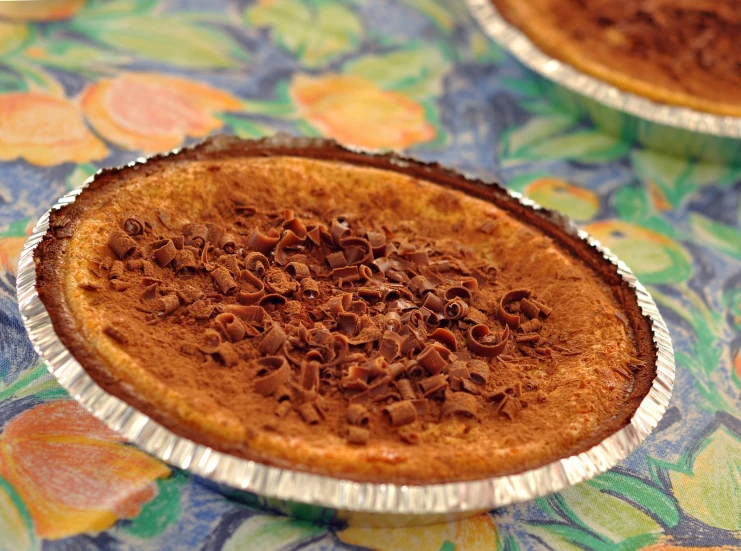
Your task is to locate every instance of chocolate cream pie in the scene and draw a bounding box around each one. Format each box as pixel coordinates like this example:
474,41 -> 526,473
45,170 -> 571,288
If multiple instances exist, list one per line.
491,0 -> 741,116
35,136 -> 656,483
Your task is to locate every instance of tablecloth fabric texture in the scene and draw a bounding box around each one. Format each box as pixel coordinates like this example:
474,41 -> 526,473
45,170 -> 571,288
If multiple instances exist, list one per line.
1,1 -> 740,550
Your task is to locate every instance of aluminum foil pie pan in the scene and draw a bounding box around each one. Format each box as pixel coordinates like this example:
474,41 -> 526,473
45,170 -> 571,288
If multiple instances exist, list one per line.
16,135 -> 675,526
466,0 -> 741,164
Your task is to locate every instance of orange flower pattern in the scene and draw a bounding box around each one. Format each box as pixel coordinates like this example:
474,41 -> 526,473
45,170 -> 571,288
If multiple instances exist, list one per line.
0,92 -> 106,166
291,74 -> 436,149
0,401 -> 169,539
81,72 -> 242,152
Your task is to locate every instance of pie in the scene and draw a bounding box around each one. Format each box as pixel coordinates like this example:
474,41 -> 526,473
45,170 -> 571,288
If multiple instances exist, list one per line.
491,0 -> 741,116
34,136 -> 656,483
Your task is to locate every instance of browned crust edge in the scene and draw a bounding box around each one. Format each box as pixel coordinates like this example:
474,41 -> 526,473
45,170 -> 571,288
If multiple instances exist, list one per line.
33,135 -> 657,483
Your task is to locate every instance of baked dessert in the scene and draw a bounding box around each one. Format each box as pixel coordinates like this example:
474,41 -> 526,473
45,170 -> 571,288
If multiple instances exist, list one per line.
491,0 -> 741,116
35,136 -> 656,483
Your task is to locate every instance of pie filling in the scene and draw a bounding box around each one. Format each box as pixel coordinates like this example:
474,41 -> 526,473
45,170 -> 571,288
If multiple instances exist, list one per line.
36,148 -> 655,483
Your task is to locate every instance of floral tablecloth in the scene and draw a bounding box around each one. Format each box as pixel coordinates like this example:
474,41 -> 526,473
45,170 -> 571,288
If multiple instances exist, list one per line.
1,0 -> 740,549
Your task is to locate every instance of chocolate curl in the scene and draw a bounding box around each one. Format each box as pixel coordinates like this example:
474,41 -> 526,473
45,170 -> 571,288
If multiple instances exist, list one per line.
467,359 -> 489,385
200,243 -> 216,271
306,225 -> 325,246
300,360 -> 320,390
259,324 -> 287,355
215,313 -> 246,342
448,362 -> 470,380
227,304 -> 267,325
253,356 -> 289,396
140,282 -> 158,301
103,324 -> 128,344
422,293 -> 445,313
157,293 -> 180,317
444,286 -> 472,302
330,219 -> 351,245
153,239 -> 177,267
520,298 -> 540,319
530,298 -> 552,317
264,268 -> 297,296
109,261 -> 124,280
346,426 -> 369,445
346,404 -> 370,426
284,217 -> 307,239
417,345 -> 448,375
348,363 -> 371,382
515,333 -> 540,344
387,362 -> 406,380
300,278 -> 320,299
182,223 -> 208,248
110,280 -> 131,292
460,276 -> 478,290
444,297 -> 469,320
243,252 -> 270,277
350,300 -> 368,316
190,299 -> 218,320
246,228 -> 279,255
172,235 -> 185,250
337,312 -> 360,336
497,395 -> 522,419
173,250 -> 198,274
332,265 -> 359,282
428,328 -> 458,351
519,318 -> 542,334
395,378 -> 417,401
498,289 -> 531,328
123,213 -> 144,236
399,428 -> 421,444
379,331 -> 403,362
384,311 -> 402,332
286,262 -> 311,280
214,342 -> 239,367
238,269 -> 265,305
205,223 -> 225,247
107,229 -> 137,259
405,360 -> 425,379
211,266 -> 238,295
442,392 -> 479,419
275,230 -> 305,265
419,307 -> 440,329
406,251 -> 429,267
419,374 -> 447,396
383,401 -> 417,427
365,231 -> 386,257
372,257 -> 391,274
467,324 -> 510,358
218,233 -> 238,254
298,403 -> 320,425
339,237 -> 373,266
197,329 -> 222,354
327,292 -> 351,316
323,333 -> 350,367
176,285 -> 203,305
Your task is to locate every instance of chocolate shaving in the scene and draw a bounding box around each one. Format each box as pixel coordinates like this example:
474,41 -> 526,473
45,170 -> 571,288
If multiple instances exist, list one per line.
337,312 -> 360,335
215,313 -> 246,342
243,252 -> 270,277
182,223 -> 208,248
298,403 -> 320,425
444,297 -> 469,320
103,325 -> 129,344
330,219 -> 351,244
332,266 -> 359,282
219,233 -> 237,253
173,250 -> 198,273
286,262 -> 311,280
347,404 -> 370,426
520,298 -> 540,319
346,426 -> 369,445
110,280 -> 131,292
253,357 -> 290,396
519,318 -> 542,334
123,213 -> 144,236
211,267 -> 238,295
467,359 -> 489,385
214,342 -> 239,367
515,333 -> 540,344
300,278 -> 320,299
428,328 -> 458,351
442,392 -> 479,419
444,286 -> 472,302
383,401 -> 417,427
264,268 -> 297,296
339,237 -> 373,265
153,239 -> 177,267
275,229 -> 305,265
497,395 -> 523,419
259,324 -> 287,355
157,293 -> 180,317
246,228 -> 279,255
379,331 -> 403,361
419,374 -> 447,396
395,378 -> 417,401
107,229 -> 137,259
417,345 -> 448,375
467,324 -> 510,358
109,261 -> 124,280
300,360 -> 320,390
